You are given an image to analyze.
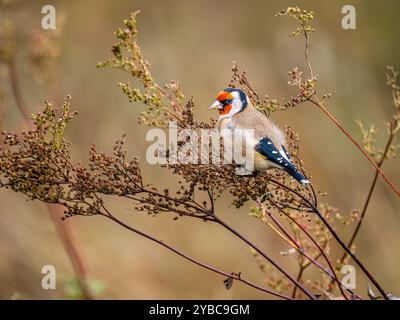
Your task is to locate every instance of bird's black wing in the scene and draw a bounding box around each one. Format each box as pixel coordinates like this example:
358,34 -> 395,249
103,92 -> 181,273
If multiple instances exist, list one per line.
255,137 -> 309,184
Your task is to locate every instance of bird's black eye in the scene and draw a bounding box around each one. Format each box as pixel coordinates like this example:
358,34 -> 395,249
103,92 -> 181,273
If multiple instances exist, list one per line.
222,99 -> 233,105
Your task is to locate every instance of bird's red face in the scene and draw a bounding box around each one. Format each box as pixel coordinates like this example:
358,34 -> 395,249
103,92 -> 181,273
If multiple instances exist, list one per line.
209,91 -> 234,115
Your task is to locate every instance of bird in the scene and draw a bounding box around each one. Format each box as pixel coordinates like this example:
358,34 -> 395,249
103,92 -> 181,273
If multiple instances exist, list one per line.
208,87 -> 310,185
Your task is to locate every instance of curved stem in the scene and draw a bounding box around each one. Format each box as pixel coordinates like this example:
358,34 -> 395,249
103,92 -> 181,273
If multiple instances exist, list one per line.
313,206 -> 388,299
8,60 -> 30,119
7,58 -> 93,299
270,178 -> 388,299
48,205 -> 92,299
340,133 -> 394,265
268,200 -> 352,299
292,265 -> 306,299
281,11 -> 390,298
212,214 -> 315,299
310,97 -> 400,198
125,188 -> 314,298
100,212 -> 292,300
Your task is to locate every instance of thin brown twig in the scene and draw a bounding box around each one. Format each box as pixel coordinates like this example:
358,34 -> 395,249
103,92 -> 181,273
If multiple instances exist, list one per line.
124,186 -> 314,298
47,205 -> 92,299
155,84 -> 184,113
8,60 -> 30,119
337,128 -> 395,264
270,178 -> 389,299
298,19 -> 399,198
303,27 -> 314,81
98,209 -> 292,300
201,190 -> 315,299
292,264 -> 306,299
310,97 -> 400,198
292,234 -> 330,299
6,59 -> 93,299
295,17 -> 390,299
62,145 -> 312,299
267,199 -> 351,299
212,214 -> 315,300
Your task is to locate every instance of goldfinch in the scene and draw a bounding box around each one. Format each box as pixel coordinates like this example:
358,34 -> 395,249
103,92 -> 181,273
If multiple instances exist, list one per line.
209,88 -> 310,184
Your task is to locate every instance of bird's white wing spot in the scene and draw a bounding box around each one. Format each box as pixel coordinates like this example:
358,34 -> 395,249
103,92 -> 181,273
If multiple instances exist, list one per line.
279,149 -> 290,162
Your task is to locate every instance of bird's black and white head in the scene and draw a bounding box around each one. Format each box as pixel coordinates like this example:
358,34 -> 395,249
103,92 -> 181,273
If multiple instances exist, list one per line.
208,88 -> 249,118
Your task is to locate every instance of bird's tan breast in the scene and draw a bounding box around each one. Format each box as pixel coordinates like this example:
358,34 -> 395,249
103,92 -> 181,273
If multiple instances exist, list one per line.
230,107 -> 286,148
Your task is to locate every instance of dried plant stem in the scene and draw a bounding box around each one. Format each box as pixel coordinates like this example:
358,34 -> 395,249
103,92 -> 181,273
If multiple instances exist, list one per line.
256,209 -> 344,297
259,214 -> 298,248
298,19 -> 399,198
126,189 -> 314,298
297,21 -> 390,299
99,211 -> 292,300
292,264 -> 306,299
6,59 -> 93,300
8,60 -> 30,120
313,206 -> 388,299
155,84 -> 183,113
303,27 -> 314,81
310,97 -> 400,198
338,131 -> 395,264
291,233 -> 329,299
268,200 -> 351,299
48,205 -> 92,299
212,214 -> 316,299
270,178 -> 388,299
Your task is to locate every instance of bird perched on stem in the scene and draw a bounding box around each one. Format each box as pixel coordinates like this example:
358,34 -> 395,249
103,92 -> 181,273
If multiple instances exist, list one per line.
209,88 -> 310,185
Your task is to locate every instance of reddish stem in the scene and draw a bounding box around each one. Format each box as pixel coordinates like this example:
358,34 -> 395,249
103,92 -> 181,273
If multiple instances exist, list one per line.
310,98 -> 400,198
213,215 -> 315,299
335,131 -> 395,277
270,178 -> 389,300
101,212 -> 292,300
7,59 -> 92,299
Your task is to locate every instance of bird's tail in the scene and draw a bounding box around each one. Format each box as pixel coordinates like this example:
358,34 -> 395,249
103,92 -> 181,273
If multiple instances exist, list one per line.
287,168 -> 310,185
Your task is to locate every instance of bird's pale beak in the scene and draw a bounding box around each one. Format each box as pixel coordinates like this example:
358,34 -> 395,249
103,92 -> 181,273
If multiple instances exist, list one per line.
208,100 -> 223,110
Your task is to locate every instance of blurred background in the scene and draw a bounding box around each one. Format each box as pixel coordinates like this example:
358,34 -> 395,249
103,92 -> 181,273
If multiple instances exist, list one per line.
0,0 -> 399,299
